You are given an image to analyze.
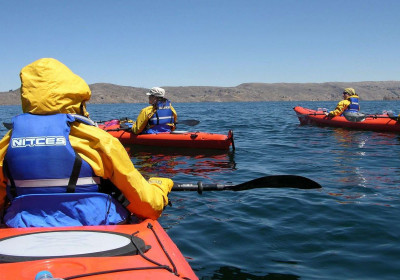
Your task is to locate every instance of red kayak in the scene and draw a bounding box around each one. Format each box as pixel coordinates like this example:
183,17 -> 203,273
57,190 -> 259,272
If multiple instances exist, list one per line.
99,120 -> 234,150
294,106 -> 400,132
0,219 -> 198,280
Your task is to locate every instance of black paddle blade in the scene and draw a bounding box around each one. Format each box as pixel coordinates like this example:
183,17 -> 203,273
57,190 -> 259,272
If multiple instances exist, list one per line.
3,122 -> 13,130
177,119 -> 200,126
232,175 -> 322,190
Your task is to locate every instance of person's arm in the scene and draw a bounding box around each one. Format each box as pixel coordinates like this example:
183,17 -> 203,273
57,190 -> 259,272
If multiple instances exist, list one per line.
70,124 -> 172,219
0,132 -> 11,211
132,106 -> 155,134
170,104 -> 177,131
328,100 -> 350,116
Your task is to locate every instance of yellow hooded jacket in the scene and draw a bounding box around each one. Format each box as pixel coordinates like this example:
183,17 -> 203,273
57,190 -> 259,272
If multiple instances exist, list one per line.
0,58 -> 173,220
328,88 -> 360,117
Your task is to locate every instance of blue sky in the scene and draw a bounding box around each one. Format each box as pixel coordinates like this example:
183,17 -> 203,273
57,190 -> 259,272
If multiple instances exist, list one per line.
1,0 -> 400,91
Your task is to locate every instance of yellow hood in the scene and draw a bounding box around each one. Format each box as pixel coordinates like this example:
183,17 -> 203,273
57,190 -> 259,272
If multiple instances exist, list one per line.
20,58 -> 91,116
343,88 -> 356,96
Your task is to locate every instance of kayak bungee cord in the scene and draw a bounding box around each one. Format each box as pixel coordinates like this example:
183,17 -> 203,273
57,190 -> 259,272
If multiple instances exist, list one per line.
62,266 -> 170,279
59,222 -> 195,280
147,222 -> 179,275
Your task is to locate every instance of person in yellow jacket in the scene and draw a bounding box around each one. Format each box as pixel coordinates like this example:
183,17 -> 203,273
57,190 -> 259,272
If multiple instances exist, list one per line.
131,87 -> 177,134
0,58 -> 173,226
326,88 -> 360,117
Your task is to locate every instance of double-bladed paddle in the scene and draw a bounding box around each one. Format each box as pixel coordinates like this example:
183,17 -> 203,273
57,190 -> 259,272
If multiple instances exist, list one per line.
173,175 -> 321,194
300,112 -> 398,122
342,112 -> 398,122
2,119 -> 200,132
104,119 -> 200,132
98,118 -> 199,126
303,113 -> 327,116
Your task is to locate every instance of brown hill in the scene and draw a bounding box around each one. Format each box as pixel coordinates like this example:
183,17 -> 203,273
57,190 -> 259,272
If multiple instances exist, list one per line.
1,81 -> 400,105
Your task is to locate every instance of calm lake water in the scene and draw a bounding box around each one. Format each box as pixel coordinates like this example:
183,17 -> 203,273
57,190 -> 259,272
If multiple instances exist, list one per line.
1,100 -> 400,280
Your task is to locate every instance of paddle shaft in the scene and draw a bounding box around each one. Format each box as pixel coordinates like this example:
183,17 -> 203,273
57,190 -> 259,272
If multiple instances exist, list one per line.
101,119 -> 200,132
364,115 -> 396,119
305,113 -> 326,116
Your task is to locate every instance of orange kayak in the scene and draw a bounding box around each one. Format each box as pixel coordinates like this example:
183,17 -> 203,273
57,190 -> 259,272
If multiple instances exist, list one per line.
99,121 -> 234,150
0,219 -> 198,280
294,106 -> 400,132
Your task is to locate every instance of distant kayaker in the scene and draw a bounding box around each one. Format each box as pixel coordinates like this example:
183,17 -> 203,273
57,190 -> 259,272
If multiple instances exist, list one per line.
0,58 -> 173,228
131,87 -> 177,134
326,88 -> 360,117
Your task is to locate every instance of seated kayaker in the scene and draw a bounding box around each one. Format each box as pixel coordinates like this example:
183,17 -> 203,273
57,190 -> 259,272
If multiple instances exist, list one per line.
326,88 -> 360,117
0,58 -> 173,228
131,87 -> 177,134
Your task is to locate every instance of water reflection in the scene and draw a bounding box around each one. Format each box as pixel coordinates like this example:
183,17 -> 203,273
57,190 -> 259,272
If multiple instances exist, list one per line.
331,128 -> 400,148
208,266 -> 299,280
124,145 -> 237,180
326,128 -> 400,205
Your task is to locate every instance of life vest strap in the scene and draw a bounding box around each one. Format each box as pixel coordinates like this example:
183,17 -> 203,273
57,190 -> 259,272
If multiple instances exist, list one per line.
3,160 -> 17,197
67,152 -> 82,193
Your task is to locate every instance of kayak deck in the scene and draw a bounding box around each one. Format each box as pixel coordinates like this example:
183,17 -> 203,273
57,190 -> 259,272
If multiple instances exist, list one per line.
99,121 -> 234,150
293,106 -> 400,132
0,219 -> 198,280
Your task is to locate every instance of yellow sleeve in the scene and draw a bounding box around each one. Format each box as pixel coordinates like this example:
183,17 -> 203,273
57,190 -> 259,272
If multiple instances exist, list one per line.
0,132 -> 11,210
70,124 -> 173,219
132,106 -> 155,135
329,100 -> 350,116
170,104 -> 178,131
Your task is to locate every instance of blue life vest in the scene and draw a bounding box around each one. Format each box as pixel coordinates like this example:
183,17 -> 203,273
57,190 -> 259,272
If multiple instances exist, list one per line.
143,100 -> 174,134
3,113 -> 129,228
344,97 -> 360,113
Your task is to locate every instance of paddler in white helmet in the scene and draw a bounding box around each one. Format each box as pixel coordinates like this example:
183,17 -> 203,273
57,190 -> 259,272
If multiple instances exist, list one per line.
0,58 -> 173,227
131,87 -> 177,134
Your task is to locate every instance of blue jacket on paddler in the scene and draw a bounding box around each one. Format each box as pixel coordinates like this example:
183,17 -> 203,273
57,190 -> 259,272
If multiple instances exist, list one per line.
3,113 -> 129,228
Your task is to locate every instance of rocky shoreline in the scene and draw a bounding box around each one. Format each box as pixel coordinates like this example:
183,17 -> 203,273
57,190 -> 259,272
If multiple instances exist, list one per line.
1,81 -> 400,105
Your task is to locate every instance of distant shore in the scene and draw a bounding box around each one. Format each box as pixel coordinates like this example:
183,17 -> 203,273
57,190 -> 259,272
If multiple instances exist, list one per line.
1,81 -> 400,105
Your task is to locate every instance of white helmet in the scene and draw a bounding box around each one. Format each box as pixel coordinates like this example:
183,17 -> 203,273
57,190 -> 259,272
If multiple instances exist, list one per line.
146,87 -> 165,97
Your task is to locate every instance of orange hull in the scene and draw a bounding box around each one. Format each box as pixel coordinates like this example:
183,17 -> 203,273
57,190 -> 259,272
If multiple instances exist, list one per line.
0,220 -> 198,280
293,106 -> 400,132
100,124 -> 234,150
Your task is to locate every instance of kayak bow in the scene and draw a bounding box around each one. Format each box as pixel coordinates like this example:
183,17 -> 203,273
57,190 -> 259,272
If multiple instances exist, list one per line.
0,219 -> 198,280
